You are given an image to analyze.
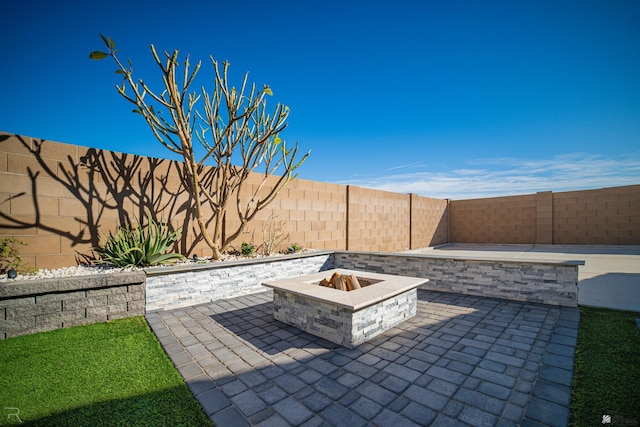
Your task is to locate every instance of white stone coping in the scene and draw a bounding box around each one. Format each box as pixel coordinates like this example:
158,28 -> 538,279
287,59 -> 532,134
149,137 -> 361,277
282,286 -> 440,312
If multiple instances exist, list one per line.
144,250 -> 334,276
262,269 -> 428,311
337,250 -> 586,267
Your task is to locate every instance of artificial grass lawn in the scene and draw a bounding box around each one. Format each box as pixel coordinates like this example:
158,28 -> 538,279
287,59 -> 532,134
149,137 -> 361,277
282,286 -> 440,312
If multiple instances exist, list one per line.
571,307 -> 640,426
0,317 -> 213,426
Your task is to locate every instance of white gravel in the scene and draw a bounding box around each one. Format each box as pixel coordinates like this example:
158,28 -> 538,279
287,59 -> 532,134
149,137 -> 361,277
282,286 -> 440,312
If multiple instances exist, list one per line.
1,265 -> 135,282
0,250 -> 320,282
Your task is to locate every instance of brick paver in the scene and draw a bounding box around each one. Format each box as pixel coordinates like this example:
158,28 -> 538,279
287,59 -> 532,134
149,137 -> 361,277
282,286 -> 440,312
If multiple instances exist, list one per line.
146,289 -> 579,426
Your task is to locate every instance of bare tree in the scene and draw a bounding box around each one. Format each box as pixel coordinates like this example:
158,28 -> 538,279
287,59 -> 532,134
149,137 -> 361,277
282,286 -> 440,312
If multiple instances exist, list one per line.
91,35 -> 309,259
259,212 -> 289,256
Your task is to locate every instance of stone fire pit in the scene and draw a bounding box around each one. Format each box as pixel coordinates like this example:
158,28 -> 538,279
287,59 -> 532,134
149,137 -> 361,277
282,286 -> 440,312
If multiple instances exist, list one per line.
262,269 -> 427,348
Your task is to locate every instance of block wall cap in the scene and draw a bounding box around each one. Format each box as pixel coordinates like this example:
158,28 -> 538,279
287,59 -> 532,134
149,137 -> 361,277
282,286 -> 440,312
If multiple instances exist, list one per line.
0,271 -> 145,299
333,250 -> 585,267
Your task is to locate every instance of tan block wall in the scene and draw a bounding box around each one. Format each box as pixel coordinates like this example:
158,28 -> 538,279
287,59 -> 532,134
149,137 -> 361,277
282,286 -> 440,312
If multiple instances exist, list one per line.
4,133 -> 411,269
450,194 -> 537,243
0,133 -> 213,268
536,191 -> 554,244
229,177 -> 347,253
347,186 -> 410,252
553,185 -> 640,244
2,131 -> 638,270
450,185 -> 640,245
411,194 -> 449,248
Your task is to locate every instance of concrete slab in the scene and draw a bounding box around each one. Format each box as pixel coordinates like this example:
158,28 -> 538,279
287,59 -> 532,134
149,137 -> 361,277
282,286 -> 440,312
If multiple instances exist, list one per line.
412,244 -> 640,312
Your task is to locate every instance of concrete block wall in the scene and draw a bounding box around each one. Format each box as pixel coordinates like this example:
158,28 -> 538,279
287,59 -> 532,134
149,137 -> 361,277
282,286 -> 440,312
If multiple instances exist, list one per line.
231,177 -> 347,252
0,133 -> 200,268
0,271 -> 146,339
553,185 -> 640,244
145,252 -> 334,312
536,191 -> 553,244
1,133 -> 448,269
283,179 -> 347,250
451,185 -> 640,245
333,252 -> 579,307
451,194 -> 537,243
347,185 -> 410,252
411,194 -> 449,248
2,131 -> 639,271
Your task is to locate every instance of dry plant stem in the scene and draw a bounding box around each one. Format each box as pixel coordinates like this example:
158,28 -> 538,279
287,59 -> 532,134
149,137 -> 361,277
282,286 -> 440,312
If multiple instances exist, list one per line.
261,213 -> 289,255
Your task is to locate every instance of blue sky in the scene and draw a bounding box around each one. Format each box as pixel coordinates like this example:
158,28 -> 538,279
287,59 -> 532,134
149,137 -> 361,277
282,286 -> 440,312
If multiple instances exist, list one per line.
2,0 -> 639,200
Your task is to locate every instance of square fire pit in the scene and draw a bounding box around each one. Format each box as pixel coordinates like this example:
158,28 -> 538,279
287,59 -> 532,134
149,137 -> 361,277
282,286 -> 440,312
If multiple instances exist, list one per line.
262,269 -> 427,348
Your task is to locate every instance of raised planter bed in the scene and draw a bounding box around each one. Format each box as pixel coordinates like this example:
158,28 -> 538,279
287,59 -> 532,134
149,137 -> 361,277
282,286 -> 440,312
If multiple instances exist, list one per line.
334,251 -> 582,306
144,251 -> 335,312
0,271 -> 146,339
263,269 -> 427,348
1,248 -> 582,340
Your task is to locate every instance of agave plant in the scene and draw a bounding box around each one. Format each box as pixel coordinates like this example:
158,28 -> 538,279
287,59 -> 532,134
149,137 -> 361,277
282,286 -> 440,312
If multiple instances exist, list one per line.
94,213 -> 185,267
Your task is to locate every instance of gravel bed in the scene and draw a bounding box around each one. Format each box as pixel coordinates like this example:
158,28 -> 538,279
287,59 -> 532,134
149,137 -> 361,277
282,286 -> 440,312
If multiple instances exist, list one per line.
0,250 -> 320,282
0,265 -> 132,282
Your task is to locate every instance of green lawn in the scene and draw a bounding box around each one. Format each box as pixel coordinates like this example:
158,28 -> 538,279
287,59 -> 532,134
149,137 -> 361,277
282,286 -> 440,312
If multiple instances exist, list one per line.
571,307 -> 640,426
0,317 -> 213,426
3,305 -> 639,426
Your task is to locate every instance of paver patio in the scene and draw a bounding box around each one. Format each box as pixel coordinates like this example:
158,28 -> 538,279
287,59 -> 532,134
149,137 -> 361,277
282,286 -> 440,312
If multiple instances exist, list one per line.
146,289 -> 579,426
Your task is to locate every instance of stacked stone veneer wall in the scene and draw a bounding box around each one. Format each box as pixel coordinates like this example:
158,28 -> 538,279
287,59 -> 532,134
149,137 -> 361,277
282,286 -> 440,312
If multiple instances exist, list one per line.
145,252 -> 335,312
333,252 -> 579,307
0,271 -> 145,339
1,250 -> 583,338
273,288 -> 417,348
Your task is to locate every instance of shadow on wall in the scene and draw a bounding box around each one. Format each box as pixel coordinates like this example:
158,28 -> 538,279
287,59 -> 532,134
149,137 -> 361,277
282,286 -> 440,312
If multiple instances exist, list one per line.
430,206 -> 449,247
0,134 -> 211,263
409,194 -> 449,249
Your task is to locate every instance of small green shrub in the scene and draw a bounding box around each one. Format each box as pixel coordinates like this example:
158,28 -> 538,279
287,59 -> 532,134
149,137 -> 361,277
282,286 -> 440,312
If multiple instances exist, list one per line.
288,243 -> 303,253
0,237 -> 26,274
94,213 -> 185,267
240,242 -> 256,257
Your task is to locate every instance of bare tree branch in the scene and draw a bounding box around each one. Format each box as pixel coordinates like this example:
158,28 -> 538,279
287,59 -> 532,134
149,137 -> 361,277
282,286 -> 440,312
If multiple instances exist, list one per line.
91,35 -> 309,259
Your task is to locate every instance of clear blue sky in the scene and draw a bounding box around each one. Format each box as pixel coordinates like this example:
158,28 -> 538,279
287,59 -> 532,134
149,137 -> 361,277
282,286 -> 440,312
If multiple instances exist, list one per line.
2,0 -> 639,200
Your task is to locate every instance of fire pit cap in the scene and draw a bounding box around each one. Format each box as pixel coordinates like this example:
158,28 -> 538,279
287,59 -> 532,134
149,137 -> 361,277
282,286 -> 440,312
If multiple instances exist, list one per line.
263,269 -> 428,310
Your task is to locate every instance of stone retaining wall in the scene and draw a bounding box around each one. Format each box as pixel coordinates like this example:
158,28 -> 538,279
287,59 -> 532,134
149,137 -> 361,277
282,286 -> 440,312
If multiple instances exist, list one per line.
333,251 -> 580,306
0,271 -> 146,339
1,250 -> 581,339
145,252 -> 335,312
